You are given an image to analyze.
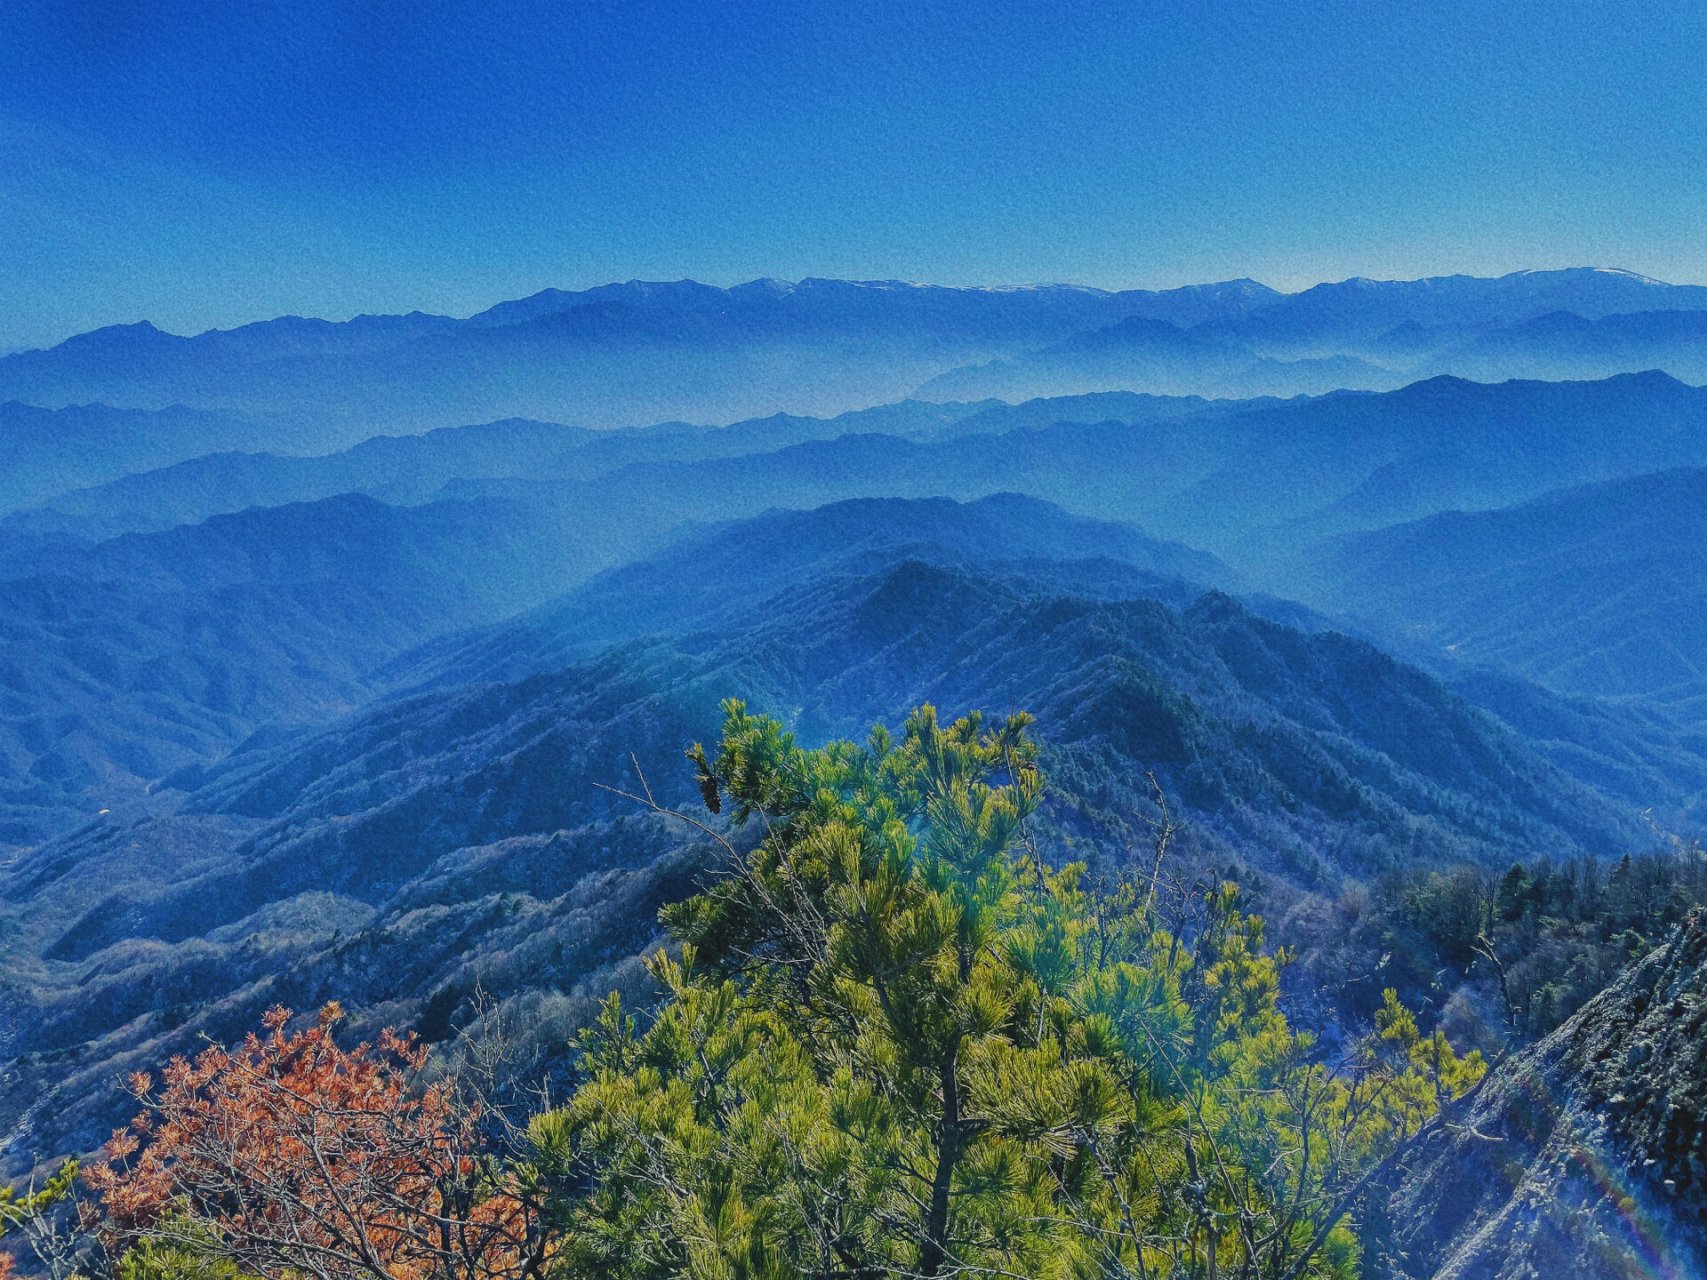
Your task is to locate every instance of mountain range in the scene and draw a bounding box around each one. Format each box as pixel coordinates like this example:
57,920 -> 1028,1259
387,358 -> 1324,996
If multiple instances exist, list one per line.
11,366 -> 1707,846
0,278 -> 1269,432
3,267 -> 1705,1280
6,267 -> 1706,432
2,519 -> 1688,1165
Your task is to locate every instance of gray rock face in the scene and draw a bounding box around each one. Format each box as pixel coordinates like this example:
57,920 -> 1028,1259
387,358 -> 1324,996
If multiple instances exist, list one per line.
1379,909 -> 1707,1280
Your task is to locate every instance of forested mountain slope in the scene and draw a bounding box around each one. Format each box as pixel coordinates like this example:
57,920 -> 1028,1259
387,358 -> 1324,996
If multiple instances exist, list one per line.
0,494 -> 586,843
388,493 -> 1237,687
1307,468 -> 1707,711
3,551 -> 1685,1167
3,270 -> 1705,1280
1378,909 -> 1707,1280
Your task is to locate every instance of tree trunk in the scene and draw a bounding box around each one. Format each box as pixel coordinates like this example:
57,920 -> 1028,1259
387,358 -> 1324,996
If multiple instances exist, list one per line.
917,1044 -> 963,1279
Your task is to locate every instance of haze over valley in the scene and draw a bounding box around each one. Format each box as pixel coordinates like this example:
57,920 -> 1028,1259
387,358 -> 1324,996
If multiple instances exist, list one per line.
1,258 -> 1705,1278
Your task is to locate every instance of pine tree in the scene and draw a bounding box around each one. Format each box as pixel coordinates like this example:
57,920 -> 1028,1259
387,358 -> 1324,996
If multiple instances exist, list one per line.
78,702 -> 1487,1280
0,1160 -> 78,1280
543,701 -> 1486,1280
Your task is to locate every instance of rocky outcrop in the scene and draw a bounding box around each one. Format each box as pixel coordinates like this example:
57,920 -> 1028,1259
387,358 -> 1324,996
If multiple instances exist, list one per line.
1378,908 -> 1707,1280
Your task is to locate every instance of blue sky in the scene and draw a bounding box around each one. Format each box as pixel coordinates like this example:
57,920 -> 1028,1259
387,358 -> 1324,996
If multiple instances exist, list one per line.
2,0 -> 1704,350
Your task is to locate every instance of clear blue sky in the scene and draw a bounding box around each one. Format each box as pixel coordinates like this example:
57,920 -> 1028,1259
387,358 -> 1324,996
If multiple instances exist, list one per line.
2,0 -> 1704,350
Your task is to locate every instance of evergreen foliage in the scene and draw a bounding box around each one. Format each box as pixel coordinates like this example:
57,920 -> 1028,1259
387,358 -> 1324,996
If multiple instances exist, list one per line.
0,1161 -> 78,1280
545,702 -> 1484,1280
40,704 -> 1491,1280
1316,844 -> 1707,1042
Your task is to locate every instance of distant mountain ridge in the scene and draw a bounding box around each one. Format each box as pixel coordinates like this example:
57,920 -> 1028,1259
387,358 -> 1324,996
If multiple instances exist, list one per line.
1218,266 -> 1707,345
1420,307 -> 1707,384
462,275 -> 1283,333
19,371 -> 1703,571
1307,467 -> 1707,711
0,277 -> 1276,430
1,388 -> 1259,542
22,267 -> 1698,359
0,400 -> 280,514
6,371 -> 1705,848
409,371 -> 1707,567
0,400 -> 1004,539
921,268 -> 1707,402
4,268 -> 1702,431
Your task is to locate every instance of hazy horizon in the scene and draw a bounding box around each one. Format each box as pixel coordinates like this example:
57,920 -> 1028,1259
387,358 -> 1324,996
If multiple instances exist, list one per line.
10,262 -> 1704,353
6,0 -> 1706,351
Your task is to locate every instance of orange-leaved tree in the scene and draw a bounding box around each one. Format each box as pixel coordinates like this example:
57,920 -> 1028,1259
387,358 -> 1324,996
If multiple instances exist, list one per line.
83,1002 -> 556,1280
